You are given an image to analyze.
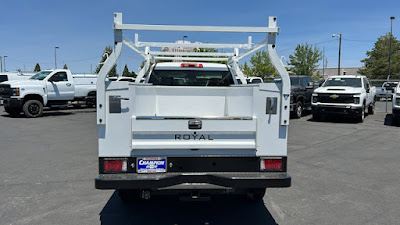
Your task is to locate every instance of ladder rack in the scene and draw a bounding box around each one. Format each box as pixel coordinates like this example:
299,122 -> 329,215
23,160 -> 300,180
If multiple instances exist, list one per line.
97,12 -> 290,127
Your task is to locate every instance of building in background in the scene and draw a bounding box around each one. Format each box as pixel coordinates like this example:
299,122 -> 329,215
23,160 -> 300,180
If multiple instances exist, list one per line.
314,67 -> 363,78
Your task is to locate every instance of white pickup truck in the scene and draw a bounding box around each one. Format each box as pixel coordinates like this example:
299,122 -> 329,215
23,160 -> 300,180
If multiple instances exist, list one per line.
312,75 -> 376,122
0,69 -> 97,117
95,13 -> 291,201
392,83 -> 400,124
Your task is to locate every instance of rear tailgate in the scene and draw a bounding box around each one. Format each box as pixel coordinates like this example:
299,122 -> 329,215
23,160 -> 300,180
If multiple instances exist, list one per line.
99,82 -> 287,157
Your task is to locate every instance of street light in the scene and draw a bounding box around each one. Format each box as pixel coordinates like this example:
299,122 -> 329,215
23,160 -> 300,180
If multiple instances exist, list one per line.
332,34 -> 342,75
183,35 -> 188,43
54,46 -> 59,69
386,16 -> 395,113
388,16 -> 395,80
4,56 -> 8,72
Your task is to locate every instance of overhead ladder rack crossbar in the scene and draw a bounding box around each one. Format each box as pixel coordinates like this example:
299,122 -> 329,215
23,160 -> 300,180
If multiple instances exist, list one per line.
96,13 -> 290,127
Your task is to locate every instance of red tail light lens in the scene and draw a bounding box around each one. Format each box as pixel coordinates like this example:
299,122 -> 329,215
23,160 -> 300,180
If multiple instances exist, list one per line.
181,63 -> 203,68
260,159 -> 282,171
104,160 -> 127,172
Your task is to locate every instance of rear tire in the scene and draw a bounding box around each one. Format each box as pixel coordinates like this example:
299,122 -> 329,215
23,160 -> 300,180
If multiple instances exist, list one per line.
368,101 -> 375,115
22,100 -> 43,118
246,188 -> 266,201
357,104 -> 365,123
312,111 -> 321,121
292,101 -> 303,119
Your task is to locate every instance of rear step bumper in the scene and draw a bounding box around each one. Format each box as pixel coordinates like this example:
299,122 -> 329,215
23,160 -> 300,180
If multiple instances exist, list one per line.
95,172 -> 291,190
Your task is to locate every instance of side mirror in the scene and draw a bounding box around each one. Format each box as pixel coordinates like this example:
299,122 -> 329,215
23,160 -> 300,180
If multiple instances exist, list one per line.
366,87 -> 370,93
306,81 -> 314,89
384,83 -> 392,90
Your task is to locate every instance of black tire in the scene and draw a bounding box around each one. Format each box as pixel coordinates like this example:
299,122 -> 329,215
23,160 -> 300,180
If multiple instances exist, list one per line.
292,101 -> 303,119
4,105 -> 22,117
86,92 -> 96,108
357,104 -> 365,123
246,188 -> 266,201
22,100 -> 43,118
118,189 -> 141,203
312,110 -> 321,121
368,101 -> 375,115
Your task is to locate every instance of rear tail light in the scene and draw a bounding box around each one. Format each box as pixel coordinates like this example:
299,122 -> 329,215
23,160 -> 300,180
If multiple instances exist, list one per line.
181,63 -> 203,68
260,158 -> 282,171
104,159 -> 127,172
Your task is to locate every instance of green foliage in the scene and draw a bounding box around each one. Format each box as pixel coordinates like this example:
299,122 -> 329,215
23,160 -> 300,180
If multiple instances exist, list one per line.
63,64 -> 68,69
289,43 -> 322,75
95,46 -> 118,76
34,63 -> 41,72
193,48 -> 225,64
358,33 -> 400,79
122,64 -> 136,77
239,50 -> 277,80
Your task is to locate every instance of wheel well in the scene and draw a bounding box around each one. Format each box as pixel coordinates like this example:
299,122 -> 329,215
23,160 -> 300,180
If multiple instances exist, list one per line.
88,91 -> 96,96
23,94 -> 43,104
296,96 -> 304,104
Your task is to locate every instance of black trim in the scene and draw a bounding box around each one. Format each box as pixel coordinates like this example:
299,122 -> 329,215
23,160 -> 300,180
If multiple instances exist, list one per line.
96,156 -> 290,190
312,105 -> 362,116
3,99 -> 23,108
95,172 -> 291,190
99,156 -> 287,174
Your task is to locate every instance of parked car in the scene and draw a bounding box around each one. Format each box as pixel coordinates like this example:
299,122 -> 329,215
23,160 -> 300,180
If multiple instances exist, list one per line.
236,76 -> 263,84
0,69 -> 97,117
0,72 -> 35,105
95,13 -> 291,202
312,75 -> 376,122
375,81 -> 399,101
289,75 -> 315,118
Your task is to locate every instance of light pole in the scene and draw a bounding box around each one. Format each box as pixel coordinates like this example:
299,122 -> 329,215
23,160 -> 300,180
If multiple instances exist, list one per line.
332,34 -> 342,75
4,56 -> 8,72
183,35 -> 188,43
0,56 -> 2,72
54,46 -> 59,69
386,16 -> 395,112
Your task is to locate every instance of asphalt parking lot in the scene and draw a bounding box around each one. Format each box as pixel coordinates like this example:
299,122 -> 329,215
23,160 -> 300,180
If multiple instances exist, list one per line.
0,101 -> 399,225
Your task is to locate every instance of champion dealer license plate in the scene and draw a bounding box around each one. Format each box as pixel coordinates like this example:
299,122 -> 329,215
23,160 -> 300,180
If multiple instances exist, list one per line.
137,157 -> 167,173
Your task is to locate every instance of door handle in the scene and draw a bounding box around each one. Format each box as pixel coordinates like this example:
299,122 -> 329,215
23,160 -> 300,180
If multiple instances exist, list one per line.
66,83 -> 71,86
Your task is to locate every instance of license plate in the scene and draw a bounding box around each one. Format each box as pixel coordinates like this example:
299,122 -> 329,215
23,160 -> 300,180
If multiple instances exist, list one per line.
137,157 -> 166,173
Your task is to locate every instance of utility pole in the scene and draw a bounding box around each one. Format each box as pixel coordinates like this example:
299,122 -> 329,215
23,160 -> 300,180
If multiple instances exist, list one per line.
332,34 -> 342,75
55,46 -> 59,69
386,16 -> 395,113
4,56 -> 7,72
322,47 -> 325,77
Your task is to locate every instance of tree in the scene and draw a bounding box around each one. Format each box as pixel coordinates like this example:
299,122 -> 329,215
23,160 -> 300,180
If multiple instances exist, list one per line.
63,64 -> 68,69
122,64 -> 130,76
239,50 -> 277,80
95,46 -> 118,76
358,33 -> 400,79
34,63 -> 41,72
289,43 -> 322,75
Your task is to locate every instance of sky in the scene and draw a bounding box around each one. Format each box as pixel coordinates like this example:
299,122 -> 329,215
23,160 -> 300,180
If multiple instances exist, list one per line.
0,0 -> 399,74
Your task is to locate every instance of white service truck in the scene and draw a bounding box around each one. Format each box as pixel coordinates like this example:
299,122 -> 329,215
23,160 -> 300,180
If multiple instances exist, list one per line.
392,82 -> 400,124
0,72 -> 35,105
0,69 -> 97,117
311,75 -> 376,122
95,13 -> 291,201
